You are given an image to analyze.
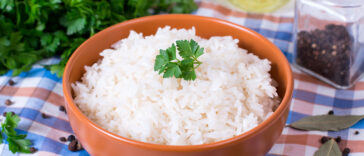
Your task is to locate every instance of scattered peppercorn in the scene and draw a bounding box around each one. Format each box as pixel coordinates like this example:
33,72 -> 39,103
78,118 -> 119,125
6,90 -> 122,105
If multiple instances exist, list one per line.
320,136 -> 330,144
355,131 -> 359,135
296,24 -> 352,86
5,99 -> 13,106
59,106 -> 66,114
8,79 -> 15,86
60,137 -> 67,142
343,148 -> 350,156
41,113 -> 51,119
335,136 -> 341,143
29,147 -> 37,153
68,140 -> 78,151
68,140 -> 83,152
328,110 -> 334,115
67,135 -> 76,142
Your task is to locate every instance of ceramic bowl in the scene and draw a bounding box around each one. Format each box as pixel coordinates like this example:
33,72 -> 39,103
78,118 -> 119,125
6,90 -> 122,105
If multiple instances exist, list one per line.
63,14 -> 293,156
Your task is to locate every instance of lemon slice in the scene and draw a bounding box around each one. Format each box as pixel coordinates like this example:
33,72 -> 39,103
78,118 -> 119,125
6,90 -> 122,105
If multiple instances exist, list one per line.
229,0 -> 290,13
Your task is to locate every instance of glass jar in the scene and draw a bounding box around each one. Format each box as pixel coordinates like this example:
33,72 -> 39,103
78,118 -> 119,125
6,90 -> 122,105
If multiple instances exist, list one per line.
293,0 -> 364,89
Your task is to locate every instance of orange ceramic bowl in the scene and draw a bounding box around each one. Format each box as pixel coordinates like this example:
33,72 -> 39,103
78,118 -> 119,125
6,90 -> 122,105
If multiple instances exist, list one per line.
63,14 -> 293,156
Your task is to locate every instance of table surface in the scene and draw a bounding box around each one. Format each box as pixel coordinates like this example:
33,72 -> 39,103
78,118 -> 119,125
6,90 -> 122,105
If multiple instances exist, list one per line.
1,1 -> 364,156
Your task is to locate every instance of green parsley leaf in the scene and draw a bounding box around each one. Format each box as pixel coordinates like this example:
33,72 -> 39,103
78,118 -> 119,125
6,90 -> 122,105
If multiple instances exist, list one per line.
166,44 -> 177,60
8,137 -> 32,153
154,39 -> 204,81
1,112 -> 33,154
180,58 -> 196,80
195,47 -> 204,58
154,54 -> 169,74
190,39 -> 204,57
163,62 -> 182,78
60,9 -> 87,35
182,70 -> 196,81
176,40 -> 193,59
0,0 -> 197,77
0,131 -> 2,144
4,112 -> 20,130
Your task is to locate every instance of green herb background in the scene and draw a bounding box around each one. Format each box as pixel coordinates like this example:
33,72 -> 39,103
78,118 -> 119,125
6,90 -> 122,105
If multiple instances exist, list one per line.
0,0 -> 197,77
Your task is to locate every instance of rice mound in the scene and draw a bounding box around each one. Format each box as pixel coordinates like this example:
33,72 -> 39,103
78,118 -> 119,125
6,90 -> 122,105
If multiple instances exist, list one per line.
72,26 -> 279,145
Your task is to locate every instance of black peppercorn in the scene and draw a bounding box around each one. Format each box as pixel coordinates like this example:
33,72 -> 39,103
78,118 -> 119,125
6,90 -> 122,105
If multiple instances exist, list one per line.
59,106 -> 65,112
60,137 -> 67,142
8,79 -> 15,86
320,136 -> 330,144
29,147 -> 37,153
68,140 -> 78,151
59,106 -> 67,114
68,140 -> 83,152
67,135 -> 76,142
343,148 -> 350,156
5,99 -> 13,106
41,113 -> 51,119
335,136 -> 341,143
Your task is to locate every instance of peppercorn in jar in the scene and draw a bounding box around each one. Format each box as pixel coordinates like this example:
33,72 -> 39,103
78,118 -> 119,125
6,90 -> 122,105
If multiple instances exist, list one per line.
293,0 -> 364,89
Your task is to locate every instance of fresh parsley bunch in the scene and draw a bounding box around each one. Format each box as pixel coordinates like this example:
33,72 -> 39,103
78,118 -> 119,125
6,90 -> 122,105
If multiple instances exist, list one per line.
0,0 -> 197,77
154,39 -> 204,80
1,112 -> 32,154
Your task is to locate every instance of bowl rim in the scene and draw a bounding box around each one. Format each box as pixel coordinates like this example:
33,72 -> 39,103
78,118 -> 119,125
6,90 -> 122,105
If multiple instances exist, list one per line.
63,14 -> 293,152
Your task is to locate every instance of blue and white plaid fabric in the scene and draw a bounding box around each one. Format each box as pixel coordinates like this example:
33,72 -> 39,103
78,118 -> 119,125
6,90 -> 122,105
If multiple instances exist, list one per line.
0,1 -> 363,155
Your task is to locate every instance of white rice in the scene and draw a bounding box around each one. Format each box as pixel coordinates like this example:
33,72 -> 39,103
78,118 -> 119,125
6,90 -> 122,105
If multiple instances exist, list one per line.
72,26 -> 279,145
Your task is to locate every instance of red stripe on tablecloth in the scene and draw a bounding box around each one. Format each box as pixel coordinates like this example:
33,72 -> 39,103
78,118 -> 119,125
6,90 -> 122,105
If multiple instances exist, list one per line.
293,72 -> 364,90
199,1 -> 294,23
0,86 -> 64,106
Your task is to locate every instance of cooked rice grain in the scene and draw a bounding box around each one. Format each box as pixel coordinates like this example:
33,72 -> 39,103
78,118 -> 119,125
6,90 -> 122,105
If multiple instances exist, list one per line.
72,26 -> 279,145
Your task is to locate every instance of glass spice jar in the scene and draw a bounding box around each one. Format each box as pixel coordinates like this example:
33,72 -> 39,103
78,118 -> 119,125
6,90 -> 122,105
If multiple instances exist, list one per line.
293,0 -> 364,89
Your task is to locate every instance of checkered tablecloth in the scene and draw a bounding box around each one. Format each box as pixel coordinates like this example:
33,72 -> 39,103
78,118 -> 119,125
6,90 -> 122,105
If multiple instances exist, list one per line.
1,1 -> 363,156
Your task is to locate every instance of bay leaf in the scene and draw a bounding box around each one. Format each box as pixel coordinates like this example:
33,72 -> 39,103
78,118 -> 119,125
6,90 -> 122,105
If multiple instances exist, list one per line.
314,139 -> 342,156
290,115 -> 364,131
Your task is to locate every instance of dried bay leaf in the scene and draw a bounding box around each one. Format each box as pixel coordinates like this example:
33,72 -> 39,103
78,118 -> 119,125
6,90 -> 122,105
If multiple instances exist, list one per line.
290,115 -> 364,131
314,139 -> 342,156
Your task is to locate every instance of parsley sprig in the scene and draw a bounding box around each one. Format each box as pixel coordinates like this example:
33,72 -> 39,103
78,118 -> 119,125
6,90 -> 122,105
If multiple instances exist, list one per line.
0,0 -> 197,77
154,39 -> 204,81
0,112 -> 32,154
